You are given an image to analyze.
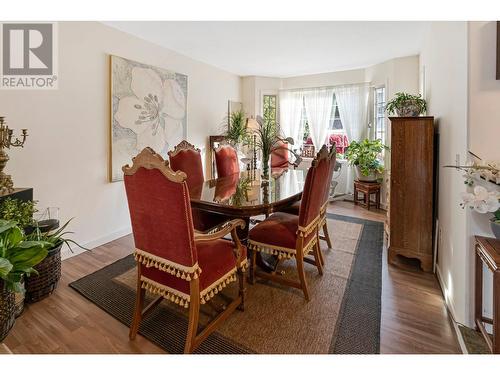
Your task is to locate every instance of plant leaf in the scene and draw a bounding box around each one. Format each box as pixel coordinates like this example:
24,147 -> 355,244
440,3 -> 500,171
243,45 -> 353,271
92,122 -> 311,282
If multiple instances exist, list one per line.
0,257 -> 13,278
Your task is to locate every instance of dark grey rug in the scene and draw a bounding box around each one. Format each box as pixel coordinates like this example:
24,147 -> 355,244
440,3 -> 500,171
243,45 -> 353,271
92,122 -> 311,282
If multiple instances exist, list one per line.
69,214 -> 383,354
328,213 -> 383,354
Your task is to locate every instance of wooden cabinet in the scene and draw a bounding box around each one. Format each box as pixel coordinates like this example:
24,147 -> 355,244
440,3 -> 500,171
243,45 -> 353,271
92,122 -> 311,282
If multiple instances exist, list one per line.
388,117 -> 435,272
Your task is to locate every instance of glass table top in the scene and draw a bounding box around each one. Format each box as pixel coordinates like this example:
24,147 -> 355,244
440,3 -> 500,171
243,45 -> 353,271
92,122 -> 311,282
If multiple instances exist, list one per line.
189,169 -> 306,214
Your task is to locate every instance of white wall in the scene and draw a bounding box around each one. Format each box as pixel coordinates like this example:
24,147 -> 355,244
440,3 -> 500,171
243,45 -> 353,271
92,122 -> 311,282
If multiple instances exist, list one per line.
282,68 -> 366,90
466,21 -> 500,326
0,22 -> 241,257
420,21 -> 470,325
468,21 -> 500,162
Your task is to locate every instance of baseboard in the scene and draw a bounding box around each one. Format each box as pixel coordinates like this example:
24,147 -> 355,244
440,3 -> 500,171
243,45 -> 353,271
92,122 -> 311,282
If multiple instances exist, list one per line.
435,264 -> 467,354
61,226 -> 132,261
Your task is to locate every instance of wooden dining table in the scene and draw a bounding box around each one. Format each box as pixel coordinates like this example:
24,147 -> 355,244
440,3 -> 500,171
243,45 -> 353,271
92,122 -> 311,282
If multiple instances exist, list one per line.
189,168 -> 306,271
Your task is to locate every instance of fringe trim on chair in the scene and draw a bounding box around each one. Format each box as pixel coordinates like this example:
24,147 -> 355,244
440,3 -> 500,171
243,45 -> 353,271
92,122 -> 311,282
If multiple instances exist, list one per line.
200,268 -> 238,305
238,258 -> 249,272
247,237 -> 317,260
140,276 -> 191,308
297,215 -> 321,237
134,249 -> 202,281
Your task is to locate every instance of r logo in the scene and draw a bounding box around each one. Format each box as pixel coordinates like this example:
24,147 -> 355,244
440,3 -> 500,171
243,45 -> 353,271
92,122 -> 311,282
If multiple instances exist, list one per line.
2,23 -> 53,75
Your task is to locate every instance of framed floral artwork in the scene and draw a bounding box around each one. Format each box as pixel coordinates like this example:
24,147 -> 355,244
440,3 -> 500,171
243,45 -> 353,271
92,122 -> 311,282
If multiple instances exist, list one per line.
110,55 -> 188,182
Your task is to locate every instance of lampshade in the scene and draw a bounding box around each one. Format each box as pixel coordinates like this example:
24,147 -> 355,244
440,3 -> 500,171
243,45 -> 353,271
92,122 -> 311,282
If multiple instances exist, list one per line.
246,117 -> 259,132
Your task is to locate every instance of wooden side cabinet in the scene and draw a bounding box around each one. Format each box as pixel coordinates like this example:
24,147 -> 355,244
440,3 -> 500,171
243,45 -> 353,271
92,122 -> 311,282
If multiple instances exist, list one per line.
388,117 -> 435,272
475,236 -> 500,353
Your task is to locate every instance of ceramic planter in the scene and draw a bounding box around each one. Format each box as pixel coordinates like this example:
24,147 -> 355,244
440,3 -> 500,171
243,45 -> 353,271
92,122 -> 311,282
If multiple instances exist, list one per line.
395,100 -> 423,117
491,221 -> 500,240
355,166 -> 378,182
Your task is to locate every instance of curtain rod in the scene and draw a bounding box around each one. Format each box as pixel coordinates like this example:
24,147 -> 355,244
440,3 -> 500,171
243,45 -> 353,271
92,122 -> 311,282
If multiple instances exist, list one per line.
278,81 -> 373,93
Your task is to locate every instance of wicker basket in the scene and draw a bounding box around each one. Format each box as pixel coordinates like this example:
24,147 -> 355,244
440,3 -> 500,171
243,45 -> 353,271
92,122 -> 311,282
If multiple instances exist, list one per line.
25,243 -> 62,303
0,280 -> 15,342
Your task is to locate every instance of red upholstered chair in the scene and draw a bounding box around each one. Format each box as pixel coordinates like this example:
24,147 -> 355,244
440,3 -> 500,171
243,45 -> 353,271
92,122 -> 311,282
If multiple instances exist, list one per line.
123,147 -> 247,353
214,144 -> 240,178
168,140 -> 228,233
271,140 -> 290,169
278,145 -> 337,255
247,145 -> 330,301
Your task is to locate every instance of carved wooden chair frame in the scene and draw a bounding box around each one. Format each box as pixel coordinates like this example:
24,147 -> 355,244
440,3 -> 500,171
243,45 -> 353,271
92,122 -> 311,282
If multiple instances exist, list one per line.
123,147 -> 247,353
248,145 -> 330,301
168,140 -> 201,158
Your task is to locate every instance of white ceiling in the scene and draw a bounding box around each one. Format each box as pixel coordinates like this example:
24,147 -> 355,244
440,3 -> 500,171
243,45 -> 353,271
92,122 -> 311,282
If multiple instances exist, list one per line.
104,21 -> 429,78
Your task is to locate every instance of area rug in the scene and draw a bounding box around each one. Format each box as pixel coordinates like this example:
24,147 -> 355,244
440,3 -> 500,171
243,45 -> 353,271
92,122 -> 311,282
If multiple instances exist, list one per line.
69,213 -> 383,354
458,324 -> 491,354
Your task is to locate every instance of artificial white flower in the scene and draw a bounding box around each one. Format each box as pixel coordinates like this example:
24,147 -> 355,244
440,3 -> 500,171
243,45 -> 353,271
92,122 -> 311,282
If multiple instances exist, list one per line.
461,186 -> 500,214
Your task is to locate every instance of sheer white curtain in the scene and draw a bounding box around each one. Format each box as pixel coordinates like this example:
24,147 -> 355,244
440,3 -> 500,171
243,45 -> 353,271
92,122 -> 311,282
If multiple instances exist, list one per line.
304,87 -> 334,150
334,84 -> 370,194
279,90 -> 303,147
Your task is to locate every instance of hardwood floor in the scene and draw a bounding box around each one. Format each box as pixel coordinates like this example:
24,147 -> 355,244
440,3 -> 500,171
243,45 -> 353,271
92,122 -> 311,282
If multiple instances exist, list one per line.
3,201 -> 460,354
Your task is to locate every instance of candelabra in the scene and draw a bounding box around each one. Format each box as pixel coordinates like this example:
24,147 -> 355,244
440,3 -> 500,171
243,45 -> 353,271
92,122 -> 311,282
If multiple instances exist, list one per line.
0,116 -> 28,193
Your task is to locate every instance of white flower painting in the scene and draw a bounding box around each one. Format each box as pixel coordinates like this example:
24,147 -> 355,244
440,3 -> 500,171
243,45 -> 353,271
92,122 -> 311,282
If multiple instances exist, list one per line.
110,56 -> 187,181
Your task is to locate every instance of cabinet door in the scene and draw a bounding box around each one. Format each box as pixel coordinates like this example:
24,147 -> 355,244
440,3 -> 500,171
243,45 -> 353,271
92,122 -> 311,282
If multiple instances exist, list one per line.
390,119 -> 433,256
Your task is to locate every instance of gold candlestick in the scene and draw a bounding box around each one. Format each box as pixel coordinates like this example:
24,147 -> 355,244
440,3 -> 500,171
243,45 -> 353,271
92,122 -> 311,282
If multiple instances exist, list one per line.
0,116 -> 28,194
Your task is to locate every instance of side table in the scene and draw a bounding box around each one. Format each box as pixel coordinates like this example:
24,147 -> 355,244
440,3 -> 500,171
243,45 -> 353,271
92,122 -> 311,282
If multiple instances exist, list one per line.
353,180 -> 381,210
475,236 -> 500,353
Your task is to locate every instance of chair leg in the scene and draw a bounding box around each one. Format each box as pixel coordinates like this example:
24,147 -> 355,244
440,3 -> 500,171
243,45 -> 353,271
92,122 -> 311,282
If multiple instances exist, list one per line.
296,254 -> 310,301
237,267 -> 247,311
129,271 -> 145,340
322,220 -> 333,250
313,241 -> 323,276
184,279 -> 200,354
249,249 -> 257,285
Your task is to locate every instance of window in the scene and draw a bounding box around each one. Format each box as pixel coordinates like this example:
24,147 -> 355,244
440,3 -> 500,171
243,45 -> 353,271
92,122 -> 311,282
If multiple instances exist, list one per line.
300,94 -> 346,157
374,87 -> 386,144
262,95 -> 277,128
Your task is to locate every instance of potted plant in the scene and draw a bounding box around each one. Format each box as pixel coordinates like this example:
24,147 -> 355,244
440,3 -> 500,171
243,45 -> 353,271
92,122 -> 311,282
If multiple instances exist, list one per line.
252,115 -> 300,179
0,219 -> 49,341
386,92 -> 427,117
25,218 -> 88,302
0,198 -> 37,234
345,139 -> 388,182
224,109 -> 249,147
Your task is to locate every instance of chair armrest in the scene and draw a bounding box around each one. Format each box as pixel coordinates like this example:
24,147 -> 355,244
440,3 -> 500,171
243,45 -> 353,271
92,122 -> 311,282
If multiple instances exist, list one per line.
194,219 -> 246,243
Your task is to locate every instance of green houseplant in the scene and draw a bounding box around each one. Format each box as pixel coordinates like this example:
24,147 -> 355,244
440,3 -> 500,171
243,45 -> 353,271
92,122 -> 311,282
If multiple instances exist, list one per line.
225,109 -> 249,146
386,92 -> 427,117
25,218 -> 88,302
345,139 -> 388,182
0,198 -> 37,233
253,115 -> 299,179
0,219 -> 49,341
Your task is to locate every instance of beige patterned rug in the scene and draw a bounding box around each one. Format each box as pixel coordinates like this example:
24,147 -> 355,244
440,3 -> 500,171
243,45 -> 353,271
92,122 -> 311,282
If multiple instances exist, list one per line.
70,214 -> 383,354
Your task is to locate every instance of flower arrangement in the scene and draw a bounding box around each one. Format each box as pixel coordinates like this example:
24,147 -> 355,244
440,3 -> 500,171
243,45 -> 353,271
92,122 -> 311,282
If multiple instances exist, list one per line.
445,161 -> 500,238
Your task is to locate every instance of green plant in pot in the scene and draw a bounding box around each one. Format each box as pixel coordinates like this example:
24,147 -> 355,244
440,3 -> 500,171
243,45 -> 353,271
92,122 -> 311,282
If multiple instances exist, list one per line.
25,218 -> 89,302
224,109 -> 249,147
0,219 -> 49,341
0,198 -> 37,234
252,115 -> 301,179
345,139 -> 389,182
386,92 -> 427,117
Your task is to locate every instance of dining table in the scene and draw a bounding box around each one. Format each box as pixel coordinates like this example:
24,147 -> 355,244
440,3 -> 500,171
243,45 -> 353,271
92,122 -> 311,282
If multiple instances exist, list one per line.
189,168 -> 306,272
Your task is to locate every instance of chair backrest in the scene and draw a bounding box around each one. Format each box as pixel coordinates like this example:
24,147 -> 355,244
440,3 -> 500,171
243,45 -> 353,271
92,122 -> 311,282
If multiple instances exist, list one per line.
123,147 -> 198,268
322,145 -> 337,207
168,140 -> 204,190
215,144 -> 240,178
298,145 -> 330,229
271,140 -> 289,169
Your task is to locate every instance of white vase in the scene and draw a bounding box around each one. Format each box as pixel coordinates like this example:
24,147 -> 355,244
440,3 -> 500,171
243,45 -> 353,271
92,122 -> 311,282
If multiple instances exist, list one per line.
355,166 -> 378,182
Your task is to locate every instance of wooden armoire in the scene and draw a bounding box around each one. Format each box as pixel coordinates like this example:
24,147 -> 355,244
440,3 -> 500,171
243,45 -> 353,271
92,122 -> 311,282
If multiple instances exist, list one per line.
388,116 -> 435,272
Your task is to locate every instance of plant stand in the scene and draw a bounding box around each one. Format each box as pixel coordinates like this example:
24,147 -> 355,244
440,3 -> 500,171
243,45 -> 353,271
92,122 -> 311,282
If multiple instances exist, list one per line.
353,180 -> 381,210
